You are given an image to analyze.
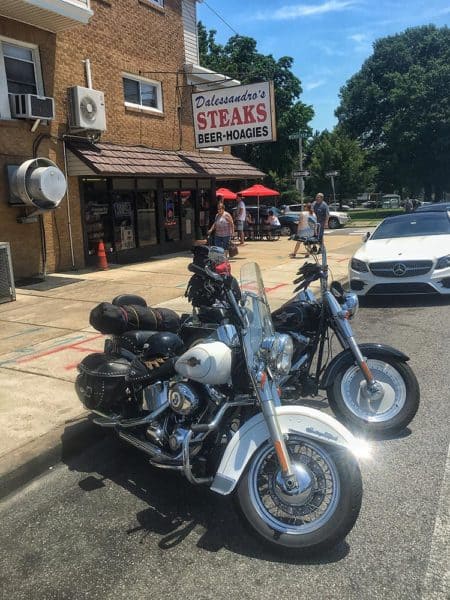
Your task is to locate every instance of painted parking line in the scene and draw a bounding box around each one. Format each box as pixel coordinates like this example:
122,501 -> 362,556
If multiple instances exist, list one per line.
422,443 -> 450,600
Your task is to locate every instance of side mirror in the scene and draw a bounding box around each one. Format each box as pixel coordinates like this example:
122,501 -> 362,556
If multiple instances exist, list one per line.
362,232 -> 370,242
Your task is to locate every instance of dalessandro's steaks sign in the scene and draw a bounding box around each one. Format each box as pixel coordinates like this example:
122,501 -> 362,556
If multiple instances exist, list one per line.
191,81 -> 276,149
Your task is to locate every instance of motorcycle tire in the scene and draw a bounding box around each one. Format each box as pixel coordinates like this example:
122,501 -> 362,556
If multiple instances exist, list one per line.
234,435 -> 362,555
326,355 -> 420,435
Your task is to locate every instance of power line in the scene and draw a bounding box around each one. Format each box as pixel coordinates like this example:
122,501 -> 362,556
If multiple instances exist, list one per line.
202,1 -> 240,36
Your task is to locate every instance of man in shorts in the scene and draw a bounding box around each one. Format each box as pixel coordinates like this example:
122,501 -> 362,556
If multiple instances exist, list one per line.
312,192 -> 329,251
235,196 -> 246,245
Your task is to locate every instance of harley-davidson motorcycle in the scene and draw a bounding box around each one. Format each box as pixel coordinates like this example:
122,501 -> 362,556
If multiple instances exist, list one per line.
76,262 -> 364,554
271,237 -> 420,435
98,241 -> 420,436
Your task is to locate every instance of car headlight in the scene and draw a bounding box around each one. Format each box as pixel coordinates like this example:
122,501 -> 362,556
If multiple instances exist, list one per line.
350,258 -> 369,272
435,255 -> 450,269
342,293 -> 359,319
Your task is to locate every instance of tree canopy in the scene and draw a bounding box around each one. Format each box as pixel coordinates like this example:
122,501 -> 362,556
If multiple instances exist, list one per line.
305,129 -> 376,200
197,23 -> 313,179
336,25 -> 450,199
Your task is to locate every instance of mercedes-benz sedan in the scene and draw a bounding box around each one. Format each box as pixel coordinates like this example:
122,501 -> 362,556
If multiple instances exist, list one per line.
349,212 -> 450,296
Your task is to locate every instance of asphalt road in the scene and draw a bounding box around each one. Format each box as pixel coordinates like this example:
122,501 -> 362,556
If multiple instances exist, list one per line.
1,297 -> 449,600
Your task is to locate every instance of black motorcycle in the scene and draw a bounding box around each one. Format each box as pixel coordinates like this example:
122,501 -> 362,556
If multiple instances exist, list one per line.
271,237 -> 420,435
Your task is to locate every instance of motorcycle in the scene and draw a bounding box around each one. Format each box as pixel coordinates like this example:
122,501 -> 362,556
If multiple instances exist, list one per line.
76,262 -> 364,554
100,240 -> 420,435
271,236 -> 420,435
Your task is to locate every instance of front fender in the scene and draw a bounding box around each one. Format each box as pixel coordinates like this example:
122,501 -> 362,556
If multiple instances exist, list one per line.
210,406 -> 364,496
320,343 -> 410,389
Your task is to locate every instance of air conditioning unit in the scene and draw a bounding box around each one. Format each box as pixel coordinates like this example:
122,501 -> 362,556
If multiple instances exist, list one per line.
69,86 -> 106,131
10,94 -> 55,120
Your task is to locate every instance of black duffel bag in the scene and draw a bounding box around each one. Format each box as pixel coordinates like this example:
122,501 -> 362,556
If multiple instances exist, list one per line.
89,302 -> 180,335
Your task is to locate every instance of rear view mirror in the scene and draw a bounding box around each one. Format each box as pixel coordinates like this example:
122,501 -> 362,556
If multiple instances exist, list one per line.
362,232 -> 370,242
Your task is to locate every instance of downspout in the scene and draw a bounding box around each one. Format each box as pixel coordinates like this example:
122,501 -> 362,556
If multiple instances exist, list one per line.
62,136 -> 76,270
83,58 -> 93,89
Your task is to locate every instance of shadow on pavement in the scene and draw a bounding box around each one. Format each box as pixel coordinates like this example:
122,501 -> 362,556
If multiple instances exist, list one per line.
62,433 -> 350,565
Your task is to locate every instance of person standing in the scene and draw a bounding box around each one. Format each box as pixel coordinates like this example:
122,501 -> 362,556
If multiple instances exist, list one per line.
289,203 -> 317,258
208,203 -> 234,255
235,195 -> 247,245
404,197 -> 414,213
312,192 -> 329,251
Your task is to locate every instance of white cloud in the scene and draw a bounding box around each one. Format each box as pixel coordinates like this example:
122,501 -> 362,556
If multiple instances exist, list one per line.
348,33 -> 367,43
255,1 -> 359,21
304,79 -> 326,90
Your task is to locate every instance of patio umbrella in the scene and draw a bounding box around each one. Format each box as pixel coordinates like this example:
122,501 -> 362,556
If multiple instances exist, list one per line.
238,184 -> 280,226
216,187 -> 238,201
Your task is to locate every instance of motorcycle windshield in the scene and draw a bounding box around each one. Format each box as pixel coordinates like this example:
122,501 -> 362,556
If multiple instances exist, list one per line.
240,262 -> 274,360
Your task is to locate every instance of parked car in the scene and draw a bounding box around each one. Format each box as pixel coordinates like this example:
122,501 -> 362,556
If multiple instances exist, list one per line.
281,204 -> 351,229
233,205 -> 298,236
415,201 -> 450,213
348,212 -> 450,296
328,202 -> 351,211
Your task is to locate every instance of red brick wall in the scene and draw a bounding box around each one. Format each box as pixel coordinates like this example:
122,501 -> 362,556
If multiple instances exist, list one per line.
0,0 -> 197,278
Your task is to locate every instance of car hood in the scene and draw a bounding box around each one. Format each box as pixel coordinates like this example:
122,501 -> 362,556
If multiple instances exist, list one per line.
354,235 -> 450,262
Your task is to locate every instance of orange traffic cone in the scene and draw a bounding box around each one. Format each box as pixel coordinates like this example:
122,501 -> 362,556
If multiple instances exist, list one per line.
96,240 -> 108,270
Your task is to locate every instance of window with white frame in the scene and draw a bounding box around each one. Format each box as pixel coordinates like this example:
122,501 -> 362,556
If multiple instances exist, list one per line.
123,74 -> 163,113
0,36 -> 44,119
145,0 -> 164,7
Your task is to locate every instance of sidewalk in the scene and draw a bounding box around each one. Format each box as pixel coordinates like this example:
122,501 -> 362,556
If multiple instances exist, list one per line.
0,233 -> 362,497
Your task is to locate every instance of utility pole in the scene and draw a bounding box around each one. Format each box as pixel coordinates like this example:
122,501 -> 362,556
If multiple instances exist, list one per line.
325,170 -> 339,205
289,131 -> 309,210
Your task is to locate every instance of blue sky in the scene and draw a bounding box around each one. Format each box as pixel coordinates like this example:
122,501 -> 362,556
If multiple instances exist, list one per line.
197,1 -> 450,132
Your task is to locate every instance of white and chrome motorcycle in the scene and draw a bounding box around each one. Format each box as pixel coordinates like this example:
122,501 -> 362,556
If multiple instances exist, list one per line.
76,262 -> 365,554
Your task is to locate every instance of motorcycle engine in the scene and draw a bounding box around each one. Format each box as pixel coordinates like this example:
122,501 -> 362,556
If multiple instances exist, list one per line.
168,382 -> 201,416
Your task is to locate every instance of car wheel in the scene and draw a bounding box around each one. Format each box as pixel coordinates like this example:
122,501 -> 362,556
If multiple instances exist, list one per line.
328,217 -> 340,229
280,226 -> 292,236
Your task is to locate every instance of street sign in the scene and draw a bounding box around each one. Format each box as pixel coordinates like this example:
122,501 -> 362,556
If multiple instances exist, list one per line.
288,133 -> 301,140
326,171 -> 339,177
293,170 -> 310,177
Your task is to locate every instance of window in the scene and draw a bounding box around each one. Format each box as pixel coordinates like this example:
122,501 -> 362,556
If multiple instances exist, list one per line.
0,37 -> 44,119
123,74 -> 163,113
144,0 -> 164,6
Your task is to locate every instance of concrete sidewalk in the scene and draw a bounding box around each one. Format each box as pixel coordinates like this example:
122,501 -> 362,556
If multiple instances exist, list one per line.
0,234 -> 362,497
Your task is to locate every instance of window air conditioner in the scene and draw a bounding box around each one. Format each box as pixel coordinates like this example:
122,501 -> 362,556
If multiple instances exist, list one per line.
69,86 -> 107,132
10,94 -> 55,120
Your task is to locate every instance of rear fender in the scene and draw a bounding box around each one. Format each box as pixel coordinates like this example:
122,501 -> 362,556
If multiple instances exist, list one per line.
320,343 -> 409,389
210,406 -> 363,496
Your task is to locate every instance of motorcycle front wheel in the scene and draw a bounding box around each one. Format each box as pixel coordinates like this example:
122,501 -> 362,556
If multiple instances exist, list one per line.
235,436 -> 362,554
326,356 -> 420,435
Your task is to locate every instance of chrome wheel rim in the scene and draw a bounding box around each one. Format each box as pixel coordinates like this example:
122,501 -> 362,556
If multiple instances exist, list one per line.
248,437 -> 340,535
340,359 -> 406,423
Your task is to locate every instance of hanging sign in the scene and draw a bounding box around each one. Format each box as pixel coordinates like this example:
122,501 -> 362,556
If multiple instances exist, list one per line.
191,81 -> 277,149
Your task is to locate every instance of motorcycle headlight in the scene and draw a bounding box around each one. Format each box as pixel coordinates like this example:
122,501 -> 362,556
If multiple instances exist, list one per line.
435,255 -> 450,270
270,334 -> 294,375
350,258 -> 369,272
341,292 -> 359,319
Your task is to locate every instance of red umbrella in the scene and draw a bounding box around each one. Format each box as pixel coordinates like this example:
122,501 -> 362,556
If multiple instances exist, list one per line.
238,184 -> 280,224
216,187 -> 238,201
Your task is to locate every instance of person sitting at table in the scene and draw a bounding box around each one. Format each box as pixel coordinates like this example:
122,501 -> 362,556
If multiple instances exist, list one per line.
264,210 -> 281,240
245,211 -> 255,239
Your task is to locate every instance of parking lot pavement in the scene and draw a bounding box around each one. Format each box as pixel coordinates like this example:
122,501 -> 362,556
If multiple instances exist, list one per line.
0,235 -> 362,495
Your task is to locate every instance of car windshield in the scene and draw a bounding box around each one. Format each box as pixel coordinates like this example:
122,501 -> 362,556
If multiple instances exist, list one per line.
371,213 -> 450,239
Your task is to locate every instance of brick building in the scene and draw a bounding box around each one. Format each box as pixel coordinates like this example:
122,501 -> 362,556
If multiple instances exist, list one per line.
0,0 -> 263,281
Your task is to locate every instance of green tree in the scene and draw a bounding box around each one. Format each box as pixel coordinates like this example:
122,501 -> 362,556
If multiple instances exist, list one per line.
305,129 -> 376,201
336,25 -> 450,200
197,23 -> 314,180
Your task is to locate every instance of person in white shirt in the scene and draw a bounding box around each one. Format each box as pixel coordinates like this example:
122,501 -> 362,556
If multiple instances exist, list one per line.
289,203 -> 317,258
235,197 -> 247,245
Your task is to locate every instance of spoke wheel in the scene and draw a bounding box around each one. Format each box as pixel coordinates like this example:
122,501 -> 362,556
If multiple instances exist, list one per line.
235,435 -> 362,553
249,438 -> 339,534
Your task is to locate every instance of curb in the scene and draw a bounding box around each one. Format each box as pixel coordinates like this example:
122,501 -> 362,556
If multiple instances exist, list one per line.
0,415 -> 107,501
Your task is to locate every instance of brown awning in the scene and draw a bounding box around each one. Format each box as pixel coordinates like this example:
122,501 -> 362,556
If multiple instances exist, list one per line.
67,141 -> 265,180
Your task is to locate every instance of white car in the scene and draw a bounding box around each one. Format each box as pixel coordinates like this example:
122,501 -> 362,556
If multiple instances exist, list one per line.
281,204 -> 351,229
349,212 -> 450,296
